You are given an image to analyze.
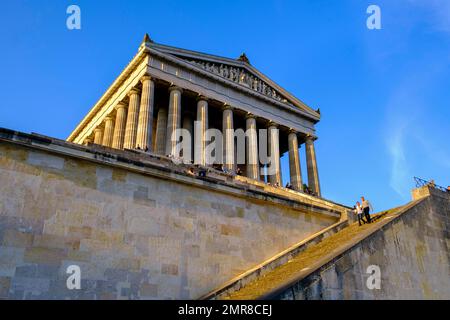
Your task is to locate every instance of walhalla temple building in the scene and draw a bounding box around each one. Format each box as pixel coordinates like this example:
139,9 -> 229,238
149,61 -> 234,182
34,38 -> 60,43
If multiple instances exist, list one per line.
0,34 -> 448,300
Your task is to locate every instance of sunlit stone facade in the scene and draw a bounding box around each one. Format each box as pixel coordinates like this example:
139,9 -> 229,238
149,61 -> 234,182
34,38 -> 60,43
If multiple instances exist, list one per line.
67,34 -> 322,196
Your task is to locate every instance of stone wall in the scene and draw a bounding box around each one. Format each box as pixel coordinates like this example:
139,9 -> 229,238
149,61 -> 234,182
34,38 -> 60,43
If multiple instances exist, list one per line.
274,188 -> 450,300
0,134 -> 340,299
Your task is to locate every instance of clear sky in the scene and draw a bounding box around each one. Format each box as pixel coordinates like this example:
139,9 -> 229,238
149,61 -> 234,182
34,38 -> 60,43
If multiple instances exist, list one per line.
1,0 -> 449,211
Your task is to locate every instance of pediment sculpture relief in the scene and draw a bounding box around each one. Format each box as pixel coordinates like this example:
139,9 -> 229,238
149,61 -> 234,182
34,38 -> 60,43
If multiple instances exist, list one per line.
185,58 -> 291,105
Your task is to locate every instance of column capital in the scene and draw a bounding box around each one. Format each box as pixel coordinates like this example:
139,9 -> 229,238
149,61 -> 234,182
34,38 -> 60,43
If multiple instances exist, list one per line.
222,103 -> 233,111
289,129 -> 302,141
140,74 -> 153,83
114,101 -> 128,111
168,85 -> 183,93
128,88 -> 141,97
245,112 -> 257,120
104,115 -> 114,122
196,94 -> 209,102
305,134 -> 318,143
267,121 -> 279,128
94,127 -> 103,133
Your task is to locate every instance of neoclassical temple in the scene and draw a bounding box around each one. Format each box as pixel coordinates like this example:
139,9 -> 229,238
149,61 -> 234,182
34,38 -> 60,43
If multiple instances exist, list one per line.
67,34 -> 322,196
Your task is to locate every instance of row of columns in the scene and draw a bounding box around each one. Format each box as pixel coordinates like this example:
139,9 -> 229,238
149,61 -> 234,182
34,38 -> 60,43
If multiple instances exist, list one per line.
88,76 -> 156,152
84,74 -> 321,196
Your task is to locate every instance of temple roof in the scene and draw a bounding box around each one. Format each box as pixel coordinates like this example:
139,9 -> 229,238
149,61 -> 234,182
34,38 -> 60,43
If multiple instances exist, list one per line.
67,34 -> 320,142
143,35 -> 320,119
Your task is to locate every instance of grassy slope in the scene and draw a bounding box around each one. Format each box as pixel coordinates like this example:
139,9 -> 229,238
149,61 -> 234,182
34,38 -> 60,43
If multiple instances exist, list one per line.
223,206 -> 405,300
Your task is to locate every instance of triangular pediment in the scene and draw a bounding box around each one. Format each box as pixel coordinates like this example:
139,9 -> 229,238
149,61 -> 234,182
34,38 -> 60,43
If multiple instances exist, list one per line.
148,42 -> 320,120
182,57 -> 292,103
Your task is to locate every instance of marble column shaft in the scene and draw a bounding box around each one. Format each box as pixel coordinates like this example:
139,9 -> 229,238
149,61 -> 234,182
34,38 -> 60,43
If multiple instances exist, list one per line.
195,98 -> 208,166
246,115 -> 259,180
268,124 -> 281,185
102,116 -> 115,147
93,128 -> 104,145
288,131 -> 303,191
154,107 -> 168,155
112,102 -> 128,149
222,106 -> 234,171
305,137 -> 321,196
135,76 -> 155,151
123,88 -> 141,149
165,86 -> 183,156
84,137 -> 93,145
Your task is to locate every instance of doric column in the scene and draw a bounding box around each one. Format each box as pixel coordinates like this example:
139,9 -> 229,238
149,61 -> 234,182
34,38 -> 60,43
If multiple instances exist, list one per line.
222,105 -> 234,171
93,128 -> 103,145
123,88 -> 141,149
112,102 -> 128,149
182,111 -> 194,162
135,75 -> 155,151
102,116 -> 115,147
305,136 -> 321,196
288,130 -> 303,191
165,86 -> 183,157
268,122 -> 281,185
246,114 -> 259,180
195,97 -> 208,166
84,137 -> 93,145
154,106 -> 167,155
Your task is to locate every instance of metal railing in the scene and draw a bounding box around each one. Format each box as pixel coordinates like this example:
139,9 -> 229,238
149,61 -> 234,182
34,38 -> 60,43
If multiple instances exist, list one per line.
414,177 -> 448,192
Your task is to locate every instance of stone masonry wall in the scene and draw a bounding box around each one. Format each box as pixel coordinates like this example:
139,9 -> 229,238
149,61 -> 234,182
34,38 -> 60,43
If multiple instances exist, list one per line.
275,189 -> 450,300
0,141 -> 337,299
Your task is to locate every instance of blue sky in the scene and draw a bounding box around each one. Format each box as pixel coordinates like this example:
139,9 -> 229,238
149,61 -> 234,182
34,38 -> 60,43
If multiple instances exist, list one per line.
1,0 -> 449,211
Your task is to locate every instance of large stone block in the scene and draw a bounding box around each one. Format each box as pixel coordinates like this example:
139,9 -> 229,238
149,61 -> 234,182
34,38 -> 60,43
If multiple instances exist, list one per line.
161,264 -> 178,276
14,265 -> 37,278
220,224 -> 242,237
27,152 -> 65,170
2,230 -> 34,247
24,247 -> 67,265
33,234 -> 79,249
133,186 -> 156,207
0,276 -> 11,298
128,217 -> 159,236
10,277 -> 51,296
0,247 -> 25,277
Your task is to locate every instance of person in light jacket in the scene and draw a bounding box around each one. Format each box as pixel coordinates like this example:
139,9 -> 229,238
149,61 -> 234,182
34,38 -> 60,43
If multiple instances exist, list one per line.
361,196 -> 373,223
354,201 -> 366,226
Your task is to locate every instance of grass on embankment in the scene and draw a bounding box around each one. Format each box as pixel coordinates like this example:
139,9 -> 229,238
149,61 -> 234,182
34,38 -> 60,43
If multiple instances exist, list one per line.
224,206 -> 404,300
